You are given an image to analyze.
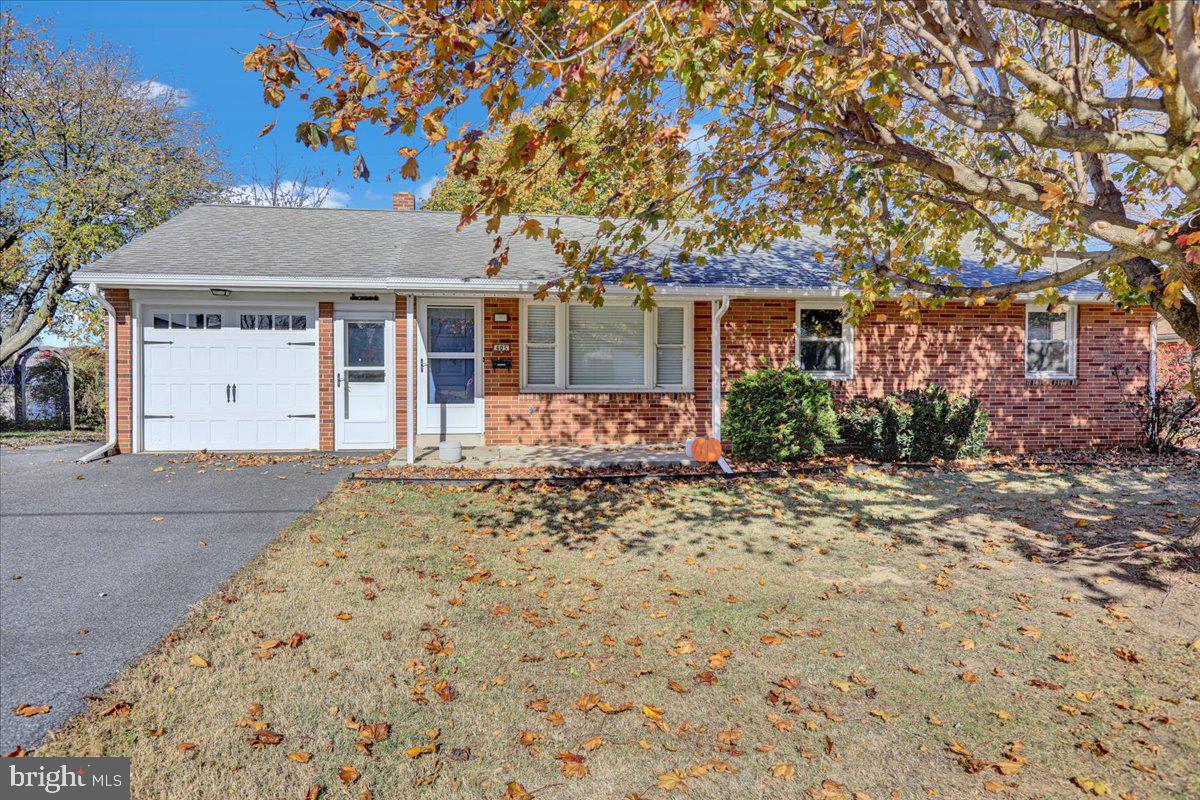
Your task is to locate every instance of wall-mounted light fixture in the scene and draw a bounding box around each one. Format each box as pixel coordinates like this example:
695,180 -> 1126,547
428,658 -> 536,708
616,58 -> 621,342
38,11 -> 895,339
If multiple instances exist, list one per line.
210,288 -> 231,297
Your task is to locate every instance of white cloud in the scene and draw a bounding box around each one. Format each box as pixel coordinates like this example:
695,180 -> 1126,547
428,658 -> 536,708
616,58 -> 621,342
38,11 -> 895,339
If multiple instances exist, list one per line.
416,177 -> 439,202
137,79 -> 190,106
227,181 -> 350,209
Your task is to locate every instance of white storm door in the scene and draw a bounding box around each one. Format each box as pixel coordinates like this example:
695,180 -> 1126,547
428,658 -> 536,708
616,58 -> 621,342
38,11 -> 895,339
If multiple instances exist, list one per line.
417,300 -> 484,435
333,315 -> 395,449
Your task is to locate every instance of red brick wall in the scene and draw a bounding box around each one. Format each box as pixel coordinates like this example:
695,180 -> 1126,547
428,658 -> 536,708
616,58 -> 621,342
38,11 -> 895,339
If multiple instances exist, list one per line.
476,297 -> 1152,452
841,303 -> 1152,450
104,288 -> 133,453
481,298 -> 714,445
317,301 -> 334,450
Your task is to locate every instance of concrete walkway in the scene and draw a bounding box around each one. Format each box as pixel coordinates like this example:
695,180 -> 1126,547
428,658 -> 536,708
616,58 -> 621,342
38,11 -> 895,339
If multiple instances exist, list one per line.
392,443 -> 694,469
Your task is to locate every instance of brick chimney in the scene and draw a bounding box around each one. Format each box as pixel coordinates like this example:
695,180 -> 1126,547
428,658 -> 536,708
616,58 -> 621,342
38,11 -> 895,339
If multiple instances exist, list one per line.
392,191 -> 416,211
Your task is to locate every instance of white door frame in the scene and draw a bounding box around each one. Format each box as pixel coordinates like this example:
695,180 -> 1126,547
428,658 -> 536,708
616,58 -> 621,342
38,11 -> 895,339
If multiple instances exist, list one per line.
333,310 -> 396,450
415,298 -> 485,435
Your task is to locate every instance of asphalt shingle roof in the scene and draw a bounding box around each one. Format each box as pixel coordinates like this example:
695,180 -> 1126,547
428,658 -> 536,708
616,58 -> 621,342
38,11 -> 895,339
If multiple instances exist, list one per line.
73,204 -> 1106,297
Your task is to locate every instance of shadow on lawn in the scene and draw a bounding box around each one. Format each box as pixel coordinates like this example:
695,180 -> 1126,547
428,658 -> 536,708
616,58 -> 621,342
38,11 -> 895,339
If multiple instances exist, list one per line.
462,465 -> 1200,605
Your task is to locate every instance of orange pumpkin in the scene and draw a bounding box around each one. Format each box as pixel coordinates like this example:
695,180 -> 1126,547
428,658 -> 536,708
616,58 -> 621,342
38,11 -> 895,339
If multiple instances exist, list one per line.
687,436 -> 723,463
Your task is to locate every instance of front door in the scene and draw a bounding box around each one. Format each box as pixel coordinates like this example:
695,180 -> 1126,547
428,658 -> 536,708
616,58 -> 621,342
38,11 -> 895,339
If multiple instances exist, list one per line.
333,315 -> 394,449
417,300 -> 484,435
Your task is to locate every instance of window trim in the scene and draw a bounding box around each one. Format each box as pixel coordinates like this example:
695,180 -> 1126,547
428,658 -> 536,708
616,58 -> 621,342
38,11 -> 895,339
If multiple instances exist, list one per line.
795,300 -> 854,380
1024,303 -> 1077,380
519,299 -> 694,393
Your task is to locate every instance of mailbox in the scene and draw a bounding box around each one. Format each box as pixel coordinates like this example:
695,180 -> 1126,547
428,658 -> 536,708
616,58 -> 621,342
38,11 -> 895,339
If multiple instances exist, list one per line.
490,358 -> 513,370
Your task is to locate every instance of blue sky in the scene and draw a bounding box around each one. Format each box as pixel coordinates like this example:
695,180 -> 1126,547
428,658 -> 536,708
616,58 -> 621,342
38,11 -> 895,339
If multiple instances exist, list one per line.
15,0 -> 457,209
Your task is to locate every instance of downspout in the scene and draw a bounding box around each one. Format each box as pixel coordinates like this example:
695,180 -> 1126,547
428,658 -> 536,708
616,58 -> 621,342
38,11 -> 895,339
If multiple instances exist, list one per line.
711,295 -> 731,438
1148,318 -> 1158,445
406,294 -> 415,465
78,284 -> 118,463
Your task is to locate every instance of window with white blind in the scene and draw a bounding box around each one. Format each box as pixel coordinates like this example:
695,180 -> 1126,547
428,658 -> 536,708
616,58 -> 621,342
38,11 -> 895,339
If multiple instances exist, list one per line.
1025,304 -> 1077,379
520,300 -> 693,391
795,301 -> 854,379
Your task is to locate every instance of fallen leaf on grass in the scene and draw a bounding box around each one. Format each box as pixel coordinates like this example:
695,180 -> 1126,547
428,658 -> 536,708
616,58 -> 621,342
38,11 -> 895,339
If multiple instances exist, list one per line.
656,770 -> 688,791
1072,776 -> 1110,795
770,762 -> 795,780
641,704 -> 664,720
188,654 -> 210,668
555,751 -> 588,778
288,751 -> 311,763
505,781 -> 533,800
338,764 -> 360,785
99,702 -> 131,717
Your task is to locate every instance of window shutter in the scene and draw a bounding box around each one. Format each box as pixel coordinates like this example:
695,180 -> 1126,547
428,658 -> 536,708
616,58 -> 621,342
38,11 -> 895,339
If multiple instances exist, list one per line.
525,305 -> 557,385
656,307 -> 685,386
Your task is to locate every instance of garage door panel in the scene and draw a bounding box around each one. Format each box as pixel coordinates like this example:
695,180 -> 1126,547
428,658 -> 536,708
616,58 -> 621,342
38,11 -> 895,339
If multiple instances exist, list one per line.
142,307 -> 317,452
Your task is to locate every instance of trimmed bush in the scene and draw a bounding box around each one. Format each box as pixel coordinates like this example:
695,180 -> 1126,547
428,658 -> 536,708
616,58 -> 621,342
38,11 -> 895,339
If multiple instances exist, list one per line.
724,365 -> 840,461
839,385 -> 988,461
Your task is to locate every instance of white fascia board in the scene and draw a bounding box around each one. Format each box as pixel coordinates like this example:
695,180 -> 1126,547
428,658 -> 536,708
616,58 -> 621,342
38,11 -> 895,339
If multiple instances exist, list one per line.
72,272 -> 1110,303
71,273 -> 392,291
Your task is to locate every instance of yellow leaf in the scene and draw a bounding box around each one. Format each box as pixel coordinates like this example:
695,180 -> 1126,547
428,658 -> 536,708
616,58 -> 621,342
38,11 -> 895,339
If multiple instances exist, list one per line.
288,751 -> 311,763
582,735 -> 603,751
656,770 -> 688,791
189,654 -> 210,668
641,704 -> 664,720
770,762 -> 796,780
1072,776 -> 1110,795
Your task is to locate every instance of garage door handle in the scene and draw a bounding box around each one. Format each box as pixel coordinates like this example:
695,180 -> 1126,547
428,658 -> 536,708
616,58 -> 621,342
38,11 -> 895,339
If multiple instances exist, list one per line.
144,340 -> 173,345
232,384 -> 237,402
287,413 -> 316,418
287,341 -> 315,346
144,414 -> 174,419
226,384 -> 231,402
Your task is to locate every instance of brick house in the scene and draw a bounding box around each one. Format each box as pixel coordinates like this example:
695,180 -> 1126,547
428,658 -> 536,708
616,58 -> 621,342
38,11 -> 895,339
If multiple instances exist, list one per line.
72,195 -> 1155,460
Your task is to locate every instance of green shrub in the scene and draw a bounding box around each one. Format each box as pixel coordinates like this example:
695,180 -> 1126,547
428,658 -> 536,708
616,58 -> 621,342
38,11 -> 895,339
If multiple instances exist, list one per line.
724,365 -> 840,461
838,385 -> 988,461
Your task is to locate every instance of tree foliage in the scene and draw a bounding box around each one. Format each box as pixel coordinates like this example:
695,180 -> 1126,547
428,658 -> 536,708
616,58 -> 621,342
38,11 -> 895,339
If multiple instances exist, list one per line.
424,111 -> 675,215
246,0 -> 1200,391
0,13 -> 225,360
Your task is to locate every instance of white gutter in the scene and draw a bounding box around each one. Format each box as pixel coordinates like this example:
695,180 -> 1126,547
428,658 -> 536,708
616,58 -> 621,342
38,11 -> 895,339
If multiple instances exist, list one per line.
71,272 -> 1110,304
711,295 -> 731,438
405,294 -> 415,465
78,284 -> 118,463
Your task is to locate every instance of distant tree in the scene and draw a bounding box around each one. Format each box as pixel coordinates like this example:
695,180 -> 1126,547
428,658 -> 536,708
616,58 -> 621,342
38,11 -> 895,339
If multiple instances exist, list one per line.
226,146 -> 342,208
0,13 -> 225,361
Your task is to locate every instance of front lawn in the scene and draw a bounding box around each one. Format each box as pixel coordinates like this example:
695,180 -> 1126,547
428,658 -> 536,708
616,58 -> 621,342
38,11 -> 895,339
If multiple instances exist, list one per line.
0,428 -> 102,449
35,466 -> 1200,799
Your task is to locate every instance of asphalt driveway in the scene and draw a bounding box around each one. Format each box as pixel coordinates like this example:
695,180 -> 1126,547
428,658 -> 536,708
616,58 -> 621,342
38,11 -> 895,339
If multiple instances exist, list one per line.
0,444 -> 362,751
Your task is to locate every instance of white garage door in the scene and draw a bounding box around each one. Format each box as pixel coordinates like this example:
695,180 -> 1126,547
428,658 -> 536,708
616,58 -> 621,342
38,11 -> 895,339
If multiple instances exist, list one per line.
142,307 -> 318,451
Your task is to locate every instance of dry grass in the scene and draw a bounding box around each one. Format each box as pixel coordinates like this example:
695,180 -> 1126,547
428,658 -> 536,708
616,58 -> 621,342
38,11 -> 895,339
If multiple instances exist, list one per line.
37,465 -> 1200,799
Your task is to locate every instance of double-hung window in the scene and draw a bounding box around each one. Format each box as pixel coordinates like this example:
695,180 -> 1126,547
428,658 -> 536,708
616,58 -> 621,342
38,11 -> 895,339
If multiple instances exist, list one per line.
521,301 -> 693,391
1025,304 -> 1076,379
796,301 -> 854,379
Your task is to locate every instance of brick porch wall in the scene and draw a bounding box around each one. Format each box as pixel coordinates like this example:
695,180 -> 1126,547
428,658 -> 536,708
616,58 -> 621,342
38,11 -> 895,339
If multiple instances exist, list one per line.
317,301 -> 334,450
104,288 -> 133,453
481,297 -> 714,445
